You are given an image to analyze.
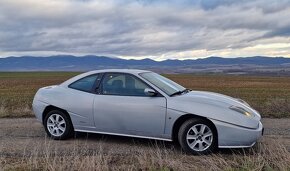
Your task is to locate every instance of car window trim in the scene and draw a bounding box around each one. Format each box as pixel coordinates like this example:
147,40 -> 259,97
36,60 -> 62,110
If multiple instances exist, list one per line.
92,73 -> 104,94
68,73 -> 102,94
98,72 -> 163,97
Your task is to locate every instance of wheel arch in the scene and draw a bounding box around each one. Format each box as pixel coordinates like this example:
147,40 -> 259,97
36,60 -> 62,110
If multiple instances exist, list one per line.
171,114 -> 218,143
42,105 -> 72,124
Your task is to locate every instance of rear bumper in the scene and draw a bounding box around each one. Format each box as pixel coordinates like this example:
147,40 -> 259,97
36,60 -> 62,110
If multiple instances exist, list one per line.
211,119 -> 263,148
32,100 -> 48,123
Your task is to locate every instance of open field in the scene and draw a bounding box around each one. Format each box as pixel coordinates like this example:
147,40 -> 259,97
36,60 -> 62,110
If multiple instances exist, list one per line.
0,72 -> 79,118
0,72 -> 290,118
1,72 -> 290,170
0,118 -> 290,170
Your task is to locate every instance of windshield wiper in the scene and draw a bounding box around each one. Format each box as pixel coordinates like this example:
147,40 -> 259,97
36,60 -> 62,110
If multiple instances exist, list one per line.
170,88 -> 191,97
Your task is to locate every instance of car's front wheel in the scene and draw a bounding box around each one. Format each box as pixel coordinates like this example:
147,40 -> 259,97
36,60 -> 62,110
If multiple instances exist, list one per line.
44,110 -> 74,140
178,118 -> 217,155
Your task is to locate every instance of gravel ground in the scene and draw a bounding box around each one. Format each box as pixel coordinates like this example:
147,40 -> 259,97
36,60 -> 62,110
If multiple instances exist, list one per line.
0,118 -> 290,157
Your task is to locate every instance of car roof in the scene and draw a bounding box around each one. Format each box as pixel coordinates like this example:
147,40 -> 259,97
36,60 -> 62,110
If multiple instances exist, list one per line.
60,69 -> 152,87
88,69 -> 151,75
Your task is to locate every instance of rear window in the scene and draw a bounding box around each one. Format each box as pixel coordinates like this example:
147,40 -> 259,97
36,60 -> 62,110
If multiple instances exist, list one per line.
69,74 -> 99,92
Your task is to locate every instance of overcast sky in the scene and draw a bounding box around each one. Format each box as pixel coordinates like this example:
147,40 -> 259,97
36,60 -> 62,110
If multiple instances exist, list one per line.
0,0 -> 290,60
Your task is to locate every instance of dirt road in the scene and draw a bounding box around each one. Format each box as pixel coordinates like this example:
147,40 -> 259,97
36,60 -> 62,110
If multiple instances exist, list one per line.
0,118 -> 290,157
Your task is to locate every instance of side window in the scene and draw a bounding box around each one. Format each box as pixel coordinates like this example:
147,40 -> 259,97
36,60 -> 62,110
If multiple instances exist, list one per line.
69,74 -> 99,92
101,73 -> 150,96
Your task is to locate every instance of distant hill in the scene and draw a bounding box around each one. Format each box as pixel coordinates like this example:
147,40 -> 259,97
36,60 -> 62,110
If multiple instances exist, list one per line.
0,55 -> 290,73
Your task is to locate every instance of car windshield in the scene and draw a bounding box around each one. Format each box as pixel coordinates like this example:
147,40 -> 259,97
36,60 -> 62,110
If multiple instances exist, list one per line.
140,72 -> 186,96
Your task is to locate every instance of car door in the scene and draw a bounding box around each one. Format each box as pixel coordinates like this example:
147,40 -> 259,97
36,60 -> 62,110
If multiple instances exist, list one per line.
93,73 -> 167,138
63,74 -> 101,130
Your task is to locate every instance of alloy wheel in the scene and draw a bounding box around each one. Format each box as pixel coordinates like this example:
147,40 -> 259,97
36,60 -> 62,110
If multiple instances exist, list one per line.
47,114 -> 66,137
186,124 -> 213,151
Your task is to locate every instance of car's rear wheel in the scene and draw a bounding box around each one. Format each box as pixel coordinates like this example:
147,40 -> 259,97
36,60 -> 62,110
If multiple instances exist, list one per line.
44,110 -> 74,140
178,118 -> 217,155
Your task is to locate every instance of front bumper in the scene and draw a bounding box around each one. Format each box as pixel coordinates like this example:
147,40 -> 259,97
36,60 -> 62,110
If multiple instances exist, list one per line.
211,119 -> 263,148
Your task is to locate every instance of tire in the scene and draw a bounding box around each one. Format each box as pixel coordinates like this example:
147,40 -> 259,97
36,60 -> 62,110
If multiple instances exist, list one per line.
178,118 -> 217,155
44,110 -> 74,140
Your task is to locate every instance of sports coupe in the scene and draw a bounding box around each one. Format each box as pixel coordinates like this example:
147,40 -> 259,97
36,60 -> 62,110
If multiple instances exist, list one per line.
33,69 -> 263,154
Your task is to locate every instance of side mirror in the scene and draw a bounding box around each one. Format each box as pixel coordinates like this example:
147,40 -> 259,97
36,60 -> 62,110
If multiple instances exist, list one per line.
144,88 -> 157,96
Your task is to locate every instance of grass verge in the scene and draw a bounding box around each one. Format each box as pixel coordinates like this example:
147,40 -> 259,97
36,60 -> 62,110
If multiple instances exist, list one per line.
1,138 -> 289,171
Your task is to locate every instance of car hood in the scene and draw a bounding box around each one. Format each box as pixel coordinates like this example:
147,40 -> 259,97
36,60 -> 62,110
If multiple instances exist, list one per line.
167,91 -> 261,128
183,91 -> 250,108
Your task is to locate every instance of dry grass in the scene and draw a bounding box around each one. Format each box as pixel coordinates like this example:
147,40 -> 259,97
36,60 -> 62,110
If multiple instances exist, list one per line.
0,72 -> 79,118
1,72 -> 290,118
264,98 -> 290,118
1,138 -> 289,171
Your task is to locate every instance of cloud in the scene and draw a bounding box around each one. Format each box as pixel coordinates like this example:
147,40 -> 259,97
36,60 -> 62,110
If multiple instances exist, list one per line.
263,25 -> 290,38
0,0 -> 289,59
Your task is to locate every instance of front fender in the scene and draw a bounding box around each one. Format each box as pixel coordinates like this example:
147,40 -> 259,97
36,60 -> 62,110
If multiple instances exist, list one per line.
167,98 -> 260,129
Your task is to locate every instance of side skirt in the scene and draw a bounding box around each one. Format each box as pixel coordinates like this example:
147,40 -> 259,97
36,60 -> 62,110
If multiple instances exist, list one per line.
219,142 -> 256,148
75,129 -> 172,142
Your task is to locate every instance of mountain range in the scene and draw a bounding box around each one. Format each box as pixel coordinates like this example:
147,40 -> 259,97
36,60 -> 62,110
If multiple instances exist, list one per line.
0,55 -> 290,74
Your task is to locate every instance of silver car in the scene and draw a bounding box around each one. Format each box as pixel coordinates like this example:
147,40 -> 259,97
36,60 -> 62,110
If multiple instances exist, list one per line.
33,69 -> 263,154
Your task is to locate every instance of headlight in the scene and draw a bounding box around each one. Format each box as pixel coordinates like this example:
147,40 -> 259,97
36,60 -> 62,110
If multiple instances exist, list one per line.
229,105 -> 253,117
236,98 -> 250,107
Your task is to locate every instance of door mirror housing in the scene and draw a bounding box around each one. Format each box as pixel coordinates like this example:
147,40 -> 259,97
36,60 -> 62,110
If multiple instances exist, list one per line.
144,88 -> 157,96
